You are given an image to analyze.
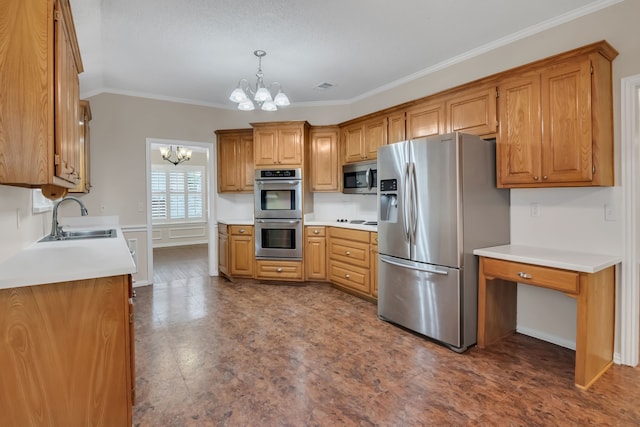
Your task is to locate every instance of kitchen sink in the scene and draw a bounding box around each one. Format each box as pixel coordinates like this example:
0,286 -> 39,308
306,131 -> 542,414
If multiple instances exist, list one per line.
39,228 -> 117,242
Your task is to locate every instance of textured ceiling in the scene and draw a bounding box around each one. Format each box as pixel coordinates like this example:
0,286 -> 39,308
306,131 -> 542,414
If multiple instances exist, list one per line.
69,0 -> 620,109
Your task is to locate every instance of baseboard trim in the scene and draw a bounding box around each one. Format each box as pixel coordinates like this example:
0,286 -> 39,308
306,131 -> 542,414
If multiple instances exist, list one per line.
516,326 -> 576,350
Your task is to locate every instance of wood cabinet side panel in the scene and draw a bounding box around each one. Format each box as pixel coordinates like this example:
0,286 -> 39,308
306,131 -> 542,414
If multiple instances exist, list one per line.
0,276 -> 131,426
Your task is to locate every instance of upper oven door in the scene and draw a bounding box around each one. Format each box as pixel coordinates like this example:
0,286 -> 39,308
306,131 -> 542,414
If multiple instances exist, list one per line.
254,179 -> 302,219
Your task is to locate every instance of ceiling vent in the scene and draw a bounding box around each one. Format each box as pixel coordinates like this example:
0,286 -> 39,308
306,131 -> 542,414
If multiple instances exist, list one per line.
314,82 -> 335,90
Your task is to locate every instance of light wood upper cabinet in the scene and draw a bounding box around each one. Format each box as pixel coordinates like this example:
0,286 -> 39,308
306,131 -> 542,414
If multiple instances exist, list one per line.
252,121 -> 308,168
446,86 -> 497,136
69,100 -> 92,193
0,0 -> 83,191
387,111 -> 406,144
406,100 -> 446,139
216,129 -> 254,193
342,116 -> 387,163
309,126 -> 339,192
497,50 -> 614,188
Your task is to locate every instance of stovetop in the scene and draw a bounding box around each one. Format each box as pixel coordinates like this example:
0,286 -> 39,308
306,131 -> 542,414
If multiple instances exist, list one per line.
336,219 -> 377,226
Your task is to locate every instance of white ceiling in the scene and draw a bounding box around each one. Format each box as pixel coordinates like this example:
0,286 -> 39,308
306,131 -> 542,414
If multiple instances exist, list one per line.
69,0 -> 620,109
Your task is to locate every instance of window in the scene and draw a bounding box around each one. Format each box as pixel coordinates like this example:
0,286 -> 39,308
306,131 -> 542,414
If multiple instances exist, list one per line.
151,165 -> 205,223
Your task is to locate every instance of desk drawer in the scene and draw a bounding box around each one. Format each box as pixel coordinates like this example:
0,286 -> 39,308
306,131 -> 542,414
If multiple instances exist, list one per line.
482,258 -> 579,294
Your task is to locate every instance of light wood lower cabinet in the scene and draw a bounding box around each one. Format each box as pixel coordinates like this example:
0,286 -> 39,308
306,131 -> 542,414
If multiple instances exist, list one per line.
305,226 -> 327,280
370,232 -> 378,298
218,224 -> 229,277
256,260 -> 303,281
328,227 -> 378,300
0,274 -> 135,426
230,225 -> 254,277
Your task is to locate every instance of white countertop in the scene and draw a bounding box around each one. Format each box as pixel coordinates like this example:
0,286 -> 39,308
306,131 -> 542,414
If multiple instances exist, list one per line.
0,217 -> 136,290
217,219 -> 254,226
305,220 -> 377,232
473,244 -> 621,273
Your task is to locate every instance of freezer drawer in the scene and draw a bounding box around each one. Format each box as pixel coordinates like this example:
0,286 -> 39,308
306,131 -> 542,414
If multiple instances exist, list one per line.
378,254 -> 462,349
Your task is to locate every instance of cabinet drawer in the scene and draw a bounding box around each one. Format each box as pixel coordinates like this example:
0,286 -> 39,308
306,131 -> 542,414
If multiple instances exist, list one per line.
230,225 -> 253,236
328,238 -> 369,268
329,260 -> 370,294
306,226 -> 326,237
482,258 -> 579,294
328,227 -> 370,243
256,260 -> 302,281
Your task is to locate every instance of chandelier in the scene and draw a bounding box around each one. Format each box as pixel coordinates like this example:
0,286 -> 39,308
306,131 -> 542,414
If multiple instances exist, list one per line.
159,146 -> 192,166
229,50 -> 290,111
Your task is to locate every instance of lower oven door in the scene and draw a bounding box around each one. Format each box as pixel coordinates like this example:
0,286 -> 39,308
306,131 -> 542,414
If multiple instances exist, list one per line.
255,219 -> 303,259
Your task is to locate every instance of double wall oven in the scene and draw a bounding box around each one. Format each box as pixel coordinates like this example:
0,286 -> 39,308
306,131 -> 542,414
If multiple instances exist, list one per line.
254,169 -> 303,259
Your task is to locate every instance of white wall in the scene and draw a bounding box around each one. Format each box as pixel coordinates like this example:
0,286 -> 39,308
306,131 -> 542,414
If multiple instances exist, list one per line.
310,192 -> 377,222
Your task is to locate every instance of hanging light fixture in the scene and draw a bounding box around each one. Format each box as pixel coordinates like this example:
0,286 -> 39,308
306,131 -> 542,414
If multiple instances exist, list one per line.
159,146 -> 192,166
229,50 -> 290,112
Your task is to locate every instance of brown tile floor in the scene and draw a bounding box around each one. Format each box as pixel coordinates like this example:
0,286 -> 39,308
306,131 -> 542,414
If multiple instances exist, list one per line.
136,249 -> 640,426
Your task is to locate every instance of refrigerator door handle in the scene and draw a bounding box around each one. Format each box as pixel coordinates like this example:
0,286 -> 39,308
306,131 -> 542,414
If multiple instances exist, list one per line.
409,161 -> 418,243
402,162 -> 411,241
380,255 -> 449,275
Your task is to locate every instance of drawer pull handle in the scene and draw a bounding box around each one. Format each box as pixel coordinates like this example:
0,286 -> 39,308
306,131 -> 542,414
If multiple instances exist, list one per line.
239,229 -> 245,233
345,251 -> 351,256
518,272 -> 532,279
313,230 -> 319,234
276,267 -> 283,273
345,274 -> 350,279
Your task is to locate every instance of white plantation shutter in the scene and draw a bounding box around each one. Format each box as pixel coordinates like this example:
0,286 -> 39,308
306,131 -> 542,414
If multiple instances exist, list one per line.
151,164 -> 206,224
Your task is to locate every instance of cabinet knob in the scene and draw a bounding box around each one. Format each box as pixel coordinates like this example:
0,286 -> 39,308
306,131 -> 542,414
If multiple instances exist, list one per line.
542,176 -> 548,180
313,230 -> 319,234
345,251 -> 351,256
517,272 -> 533,279
276,267 -> 283,273
533,176 -> 539,181
345,274 -> 350,279
239,229 -> 245,233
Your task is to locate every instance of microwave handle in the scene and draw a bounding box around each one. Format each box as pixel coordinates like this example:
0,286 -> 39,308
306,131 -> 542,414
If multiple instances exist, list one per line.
365,168 -> 372,190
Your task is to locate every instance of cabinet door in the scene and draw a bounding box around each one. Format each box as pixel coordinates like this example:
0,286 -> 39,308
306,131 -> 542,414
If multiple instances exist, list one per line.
230,234 -> 254,277
305,236 -> 327,280
218,229 -> 229,276
388,112 -> 406,144
406,100 -> 446,139
254,128 -> 278,166
310,127 -> 339,191
239,133 -> 255,191
55,4 -> 81,185
277,127 -> 303,166
446,86 -> 497,136
541,59 -> 593,183
217,134 -> 240,192
497,75 -> 542,186
343,124 -> 365,163
364,117 -> 387,160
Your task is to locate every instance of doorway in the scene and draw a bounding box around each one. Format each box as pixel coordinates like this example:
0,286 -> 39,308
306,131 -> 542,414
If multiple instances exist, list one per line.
145,138 -> 217,286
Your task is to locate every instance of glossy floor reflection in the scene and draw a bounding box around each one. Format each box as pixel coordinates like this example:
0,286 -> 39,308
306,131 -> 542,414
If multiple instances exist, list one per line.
134,278 -> 640,425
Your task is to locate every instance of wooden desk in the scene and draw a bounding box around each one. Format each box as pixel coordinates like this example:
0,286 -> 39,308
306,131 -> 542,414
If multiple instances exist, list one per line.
473,245 -> 620,389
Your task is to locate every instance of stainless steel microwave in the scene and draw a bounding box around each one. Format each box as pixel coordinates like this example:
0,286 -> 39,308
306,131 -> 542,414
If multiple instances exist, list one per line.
343,161 -> 377,194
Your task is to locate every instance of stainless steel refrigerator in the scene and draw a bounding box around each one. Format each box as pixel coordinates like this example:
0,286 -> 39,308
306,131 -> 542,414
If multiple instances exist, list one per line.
377,132 -> 510,352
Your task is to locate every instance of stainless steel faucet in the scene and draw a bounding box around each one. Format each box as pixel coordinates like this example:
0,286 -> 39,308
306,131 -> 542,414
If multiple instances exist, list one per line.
50,196 -> 89,240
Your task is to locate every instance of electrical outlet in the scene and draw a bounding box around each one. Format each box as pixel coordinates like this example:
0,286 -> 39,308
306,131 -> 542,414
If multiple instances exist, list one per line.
604,204 -> 615,221
100,203 -> 105,213
530,202 -> 540,217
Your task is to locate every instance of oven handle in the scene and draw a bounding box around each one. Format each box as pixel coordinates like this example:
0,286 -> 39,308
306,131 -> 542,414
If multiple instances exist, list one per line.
255,180 -> 300,186
256,219 -> 301,224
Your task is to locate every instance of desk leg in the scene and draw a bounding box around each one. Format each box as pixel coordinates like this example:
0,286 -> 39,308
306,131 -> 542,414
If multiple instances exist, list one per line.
477,257 -> 517,348
575,266 -> 615,389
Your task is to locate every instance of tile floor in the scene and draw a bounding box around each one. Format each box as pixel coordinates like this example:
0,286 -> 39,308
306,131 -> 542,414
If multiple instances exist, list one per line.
134,247 -> 640,426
